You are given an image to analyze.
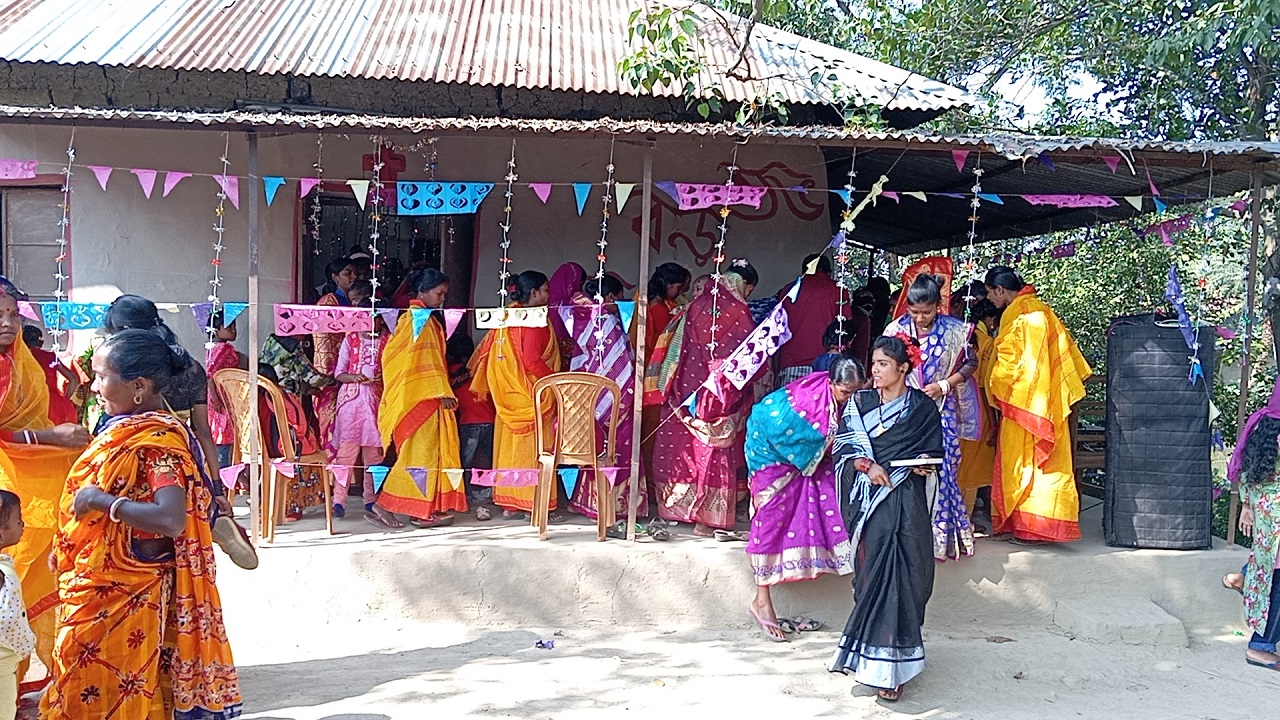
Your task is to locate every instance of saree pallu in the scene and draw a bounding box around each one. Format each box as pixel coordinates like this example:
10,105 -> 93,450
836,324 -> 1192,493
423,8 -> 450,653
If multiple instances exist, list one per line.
651,278 -> 755,529
42,412 -> 240,719
562,296 -> 641,519
470,309 -> 561,513
885,314 -> 978,560
745,373 -> 850,586
312,292 -> 346,457
987,287 -> 1091,542
829,388 -> 942,691
379,307 -> 466,518
0,340 -> 81,683
957,321 -> 997,500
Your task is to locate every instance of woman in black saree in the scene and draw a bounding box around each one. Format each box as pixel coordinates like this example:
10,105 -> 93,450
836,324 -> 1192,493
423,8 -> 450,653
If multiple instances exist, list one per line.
829,335 -> 944,702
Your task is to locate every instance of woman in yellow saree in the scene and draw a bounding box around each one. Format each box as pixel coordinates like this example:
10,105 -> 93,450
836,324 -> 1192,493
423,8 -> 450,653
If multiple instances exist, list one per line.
469,271 -> 561,519
0,281 -> 89,691
984,266 -> 1091,545
379,268 -> 468,527
42,329 -> 241,719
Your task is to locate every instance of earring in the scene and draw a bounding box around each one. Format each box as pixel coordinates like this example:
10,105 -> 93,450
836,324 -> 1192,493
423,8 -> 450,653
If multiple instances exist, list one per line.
133,392 -> 144,406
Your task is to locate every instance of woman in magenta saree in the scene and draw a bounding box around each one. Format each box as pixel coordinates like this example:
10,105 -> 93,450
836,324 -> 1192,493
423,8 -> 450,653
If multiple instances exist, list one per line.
651,261 -> 759,535
744,360 -> 861,641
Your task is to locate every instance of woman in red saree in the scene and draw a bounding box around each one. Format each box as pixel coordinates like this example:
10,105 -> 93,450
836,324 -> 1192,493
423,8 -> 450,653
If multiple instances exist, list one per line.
42,329 -> 241,719
651,260 -> 760,536
313,258 -> 359,456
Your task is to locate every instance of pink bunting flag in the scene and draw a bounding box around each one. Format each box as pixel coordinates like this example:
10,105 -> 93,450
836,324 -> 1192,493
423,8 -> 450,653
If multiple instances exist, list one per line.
951,149 -> 970,173
377,308 -> 400,334
1103,156 -> 1122,174
163,171 -> 191,197
528,183 -> 553,204
470,469 -> 497,487
1020,194 -> 1118,209
0,159 -> 37,180
270,458 -> 297,479
87,165 -> 113,191
674,183 -> 768,211
881,191 -> 900,203
216,175 -> 241,209
501,470 -> 540,487
1146,169 -> 1160,197
218,463 -> 246,491
274,304 -> 374,336
299,177 -> 321,197
131,168 -> 158,198
16,302 -> 40,322
329,465 -> 353,491
602,467 -> 628,487
443,308 -> 466,339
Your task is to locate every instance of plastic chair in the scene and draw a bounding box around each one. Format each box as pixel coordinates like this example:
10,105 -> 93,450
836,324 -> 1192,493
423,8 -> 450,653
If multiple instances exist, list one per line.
212,368 -> 334,542
532,372 -> 622,541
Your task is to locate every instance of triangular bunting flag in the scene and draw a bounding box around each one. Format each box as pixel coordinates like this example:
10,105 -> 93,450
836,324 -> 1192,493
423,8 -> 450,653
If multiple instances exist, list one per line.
131,169 -> 158,198
1038,152 -> 1056,171
1103,156 -> 1121,174
903,191 -> 927,202
368,466 -> 390,494
411,307 -> 432,339
785,276 -> 803,303
559,468 -> 580,499
1124,196 -> 1143,211
218,463 -> 245,491
444,308 -> 466,339
16,302 -> 39,322
347,180 -> 370,210
1154,198 -> 1167,213
831,189 -> 851,207
805,256 -> 821,275
976,193 -> 1004,205
654,181 -> 678,202
826,231 -> 846,250
443,469 -> 464,492
191,302 -> 214,333
162,171 -> 191,197
215,175 -> 240,210
222,302 -> 249,326
881,191 -> 900,203
615,183 -> 636,213
952,149 -> 970,173
1147,170 -> 1160,197
87,165 -> 113,191
378,308 -> 400,334
616,300 -> 636,334
299,177 -> 321,197
263,176 -> 287,206
329,465 -> 353,491
528,182 -> 553,203
603,467 -> 624,487
270,459 -> 297,479
572,183 -> 591,215
407,467 -> 429,496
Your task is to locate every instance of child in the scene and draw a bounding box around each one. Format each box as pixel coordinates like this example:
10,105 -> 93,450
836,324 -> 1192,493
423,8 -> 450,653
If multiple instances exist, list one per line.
204,310 -> 246,468
811,319 -> 865,381
448,333 -> 497,521
331,307 -> 399,528
347,279 -> 374,308
0,490 -> 35,720
21,326 -> 79,425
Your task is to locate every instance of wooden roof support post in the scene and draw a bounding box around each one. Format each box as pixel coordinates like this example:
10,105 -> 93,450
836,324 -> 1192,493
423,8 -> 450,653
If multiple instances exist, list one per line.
626,142 -> 655,542
247,130 -> 262,546
1229,169 -> 1263,547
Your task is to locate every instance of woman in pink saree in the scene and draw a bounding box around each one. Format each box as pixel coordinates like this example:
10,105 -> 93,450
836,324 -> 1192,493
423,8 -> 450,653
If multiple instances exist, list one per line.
651,260 -> 759,536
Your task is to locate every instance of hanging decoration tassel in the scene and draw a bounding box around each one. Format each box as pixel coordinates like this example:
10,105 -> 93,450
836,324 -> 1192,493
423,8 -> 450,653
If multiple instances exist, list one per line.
707,145 -> 740,354
368,135 -> 385,333
309,134 -> 325,256
206,132 -> 231,345
591,139 -> 617,361
496,140 -> 518,360
833,150 -> 857,348
962,153 -> 984,323
50,129 -> 75,351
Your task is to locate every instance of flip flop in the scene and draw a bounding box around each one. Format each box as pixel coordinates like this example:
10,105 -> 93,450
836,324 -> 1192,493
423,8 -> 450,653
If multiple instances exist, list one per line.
778,616 -> 824,633
1246,657 -> 1280,671
748,608 -> 789,643
877,686 -> 902,702
1223,574 -> 1244,595
713,530 -> 747,542
475,506 -> 493,522
646,520 -> 671,542
364,510 -> 403,530
409,515 -> 455,529
1010,537 -> 1047,546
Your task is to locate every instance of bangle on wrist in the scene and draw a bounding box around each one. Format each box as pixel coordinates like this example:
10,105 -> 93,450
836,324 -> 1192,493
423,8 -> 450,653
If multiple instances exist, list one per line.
938,379 -> 951,395
108,496 -> 128,522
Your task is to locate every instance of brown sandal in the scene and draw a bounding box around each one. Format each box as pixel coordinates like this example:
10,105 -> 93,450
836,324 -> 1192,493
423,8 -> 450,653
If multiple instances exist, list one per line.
877,686 -> 902,702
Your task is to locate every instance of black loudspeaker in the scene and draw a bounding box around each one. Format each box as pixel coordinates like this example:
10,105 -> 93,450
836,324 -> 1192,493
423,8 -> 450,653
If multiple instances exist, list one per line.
1103,313 -> 1215,549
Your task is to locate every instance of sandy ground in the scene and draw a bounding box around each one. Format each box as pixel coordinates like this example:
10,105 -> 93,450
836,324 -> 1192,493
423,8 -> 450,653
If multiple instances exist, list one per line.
232,617 -> 1276,720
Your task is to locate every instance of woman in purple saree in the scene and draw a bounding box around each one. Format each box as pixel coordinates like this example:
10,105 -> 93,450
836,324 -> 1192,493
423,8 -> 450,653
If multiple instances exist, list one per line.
744,359 -> 863,641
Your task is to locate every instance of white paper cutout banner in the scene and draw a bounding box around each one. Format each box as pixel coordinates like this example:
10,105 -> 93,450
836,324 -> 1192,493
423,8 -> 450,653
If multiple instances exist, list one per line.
475,306 -> 548,329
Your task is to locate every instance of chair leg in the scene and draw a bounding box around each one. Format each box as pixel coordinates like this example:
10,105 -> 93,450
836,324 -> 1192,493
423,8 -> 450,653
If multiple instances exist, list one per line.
535,459 -> 555,541
594,465 -> 611,542
261,465 -> 276,544
321,468 -> 335,535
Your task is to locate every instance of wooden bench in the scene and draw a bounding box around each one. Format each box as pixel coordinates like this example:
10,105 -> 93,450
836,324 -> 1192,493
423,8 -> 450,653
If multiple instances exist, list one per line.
1071,377 -> 1106,493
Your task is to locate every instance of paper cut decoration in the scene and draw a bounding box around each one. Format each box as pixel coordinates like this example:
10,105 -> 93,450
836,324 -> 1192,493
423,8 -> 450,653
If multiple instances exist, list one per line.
831,189 -> 851,207
474,306 -> 548,329
131,169 -> 158,198
1142,214 -> 1193,246
263,176 -> 287,206
407,467 -> 429,496
411,308 -> 432,339
0,159 -> 37,180
163,171 -> 191,197
1103,156 -> 1122,174
273,304 -> 374,336
270,459 -> 297,478
299,177 -> 321,197
329,466 -> 353,491
16,302 -> 39,322
573,183 -> 592,215
1020,194 -> 1119,209
903,191 -> 927,203
397,182 -> 494,215
559,468 -> 580,499
347,180 -> 371,210
616,183 -> 636,213
1049,243 -> 1077,259
976,193 -> 1004,205
368,466 -> 390,494
87,165 -> 113,191
443,469 -> 464,492
529,183 -> 553,204
378,308 -> 400,334
674,183 -> 768,211
1124,196 -> 1143,211
37,302 -> 110,331
1038,152 -> 1056,171
719,302 -> 792,392
951,150 -> 969,173
215,175 -> 240,209
218,464 -> 245,491
616,301 -> 636,334
470,469 -> 497,487
504,470 -> 540,487
444,308 -> 466,339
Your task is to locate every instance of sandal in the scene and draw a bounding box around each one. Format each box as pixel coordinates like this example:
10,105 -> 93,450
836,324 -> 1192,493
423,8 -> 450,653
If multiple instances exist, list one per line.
1223,573 -> 1244,595
748,608 -> 789,643
1246,654 -> 1280,671
713,529 -> 748,543
778,616 -> 823,633
475,506 -> 493,522
1010,537 -> 1047,546
364,509 -> 403,530
409,515 -> 455,529
606,521 -> 628,540
502,509 -> 529,521
646,519 -> 671,542
877,686 -> 902,702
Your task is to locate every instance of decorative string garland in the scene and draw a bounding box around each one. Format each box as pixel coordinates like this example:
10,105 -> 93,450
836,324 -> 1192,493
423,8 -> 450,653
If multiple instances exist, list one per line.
50,130 -> 75,351
834,150 -> 857,347
368,135 -> 385,326
309,135 -> 325,257
590,140 -> 618,361
206,132 -> 231,344
497,139 -> 518,303
706,144 -> 741,353
961,153 -> 984,323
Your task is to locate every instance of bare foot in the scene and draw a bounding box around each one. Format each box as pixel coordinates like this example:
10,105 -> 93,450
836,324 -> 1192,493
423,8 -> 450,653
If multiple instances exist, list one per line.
877,686 -> 903,701
1223,572 -> 1245,593
749,599 -> 787,641
1246,648 -> 1280,667
693,523 -> 715,537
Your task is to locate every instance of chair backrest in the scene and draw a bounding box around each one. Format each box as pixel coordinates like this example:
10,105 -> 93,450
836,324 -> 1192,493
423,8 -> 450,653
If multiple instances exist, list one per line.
211,368 -> 300,462
533,372 -> 622,466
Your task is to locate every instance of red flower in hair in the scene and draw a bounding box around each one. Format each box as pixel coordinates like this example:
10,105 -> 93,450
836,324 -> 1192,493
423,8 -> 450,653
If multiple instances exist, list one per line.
892,332 -> 924,367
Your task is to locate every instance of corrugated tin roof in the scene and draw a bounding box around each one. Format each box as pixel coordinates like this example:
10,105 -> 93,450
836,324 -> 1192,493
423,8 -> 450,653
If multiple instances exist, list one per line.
0,0 -> 972,112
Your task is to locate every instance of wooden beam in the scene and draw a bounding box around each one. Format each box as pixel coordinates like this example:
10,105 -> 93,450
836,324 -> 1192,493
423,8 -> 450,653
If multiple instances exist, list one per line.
1229,170 -> 1263,547
626,143 -> 655,542
247,130 -> 263,546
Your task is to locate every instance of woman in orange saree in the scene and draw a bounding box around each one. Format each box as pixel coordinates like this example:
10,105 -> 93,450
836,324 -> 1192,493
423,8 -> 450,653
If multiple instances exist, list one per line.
469,271 -> 561,518
313,258 -> 359,456
379,268 -> 468,527
42,330 -> 241,719
0,282 -> 89,691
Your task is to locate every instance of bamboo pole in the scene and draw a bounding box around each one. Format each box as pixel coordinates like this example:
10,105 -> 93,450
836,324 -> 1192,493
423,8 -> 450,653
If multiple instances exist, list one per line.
1229,171 -> 1263,547
247,131 -> 262,546
626,143 -> 655,542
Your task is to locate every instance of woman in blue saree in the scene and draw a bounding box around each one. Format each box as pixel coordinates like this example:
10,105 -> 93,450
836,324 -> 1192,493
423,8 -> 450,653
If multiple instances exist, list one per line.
830,335 -> 943,702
